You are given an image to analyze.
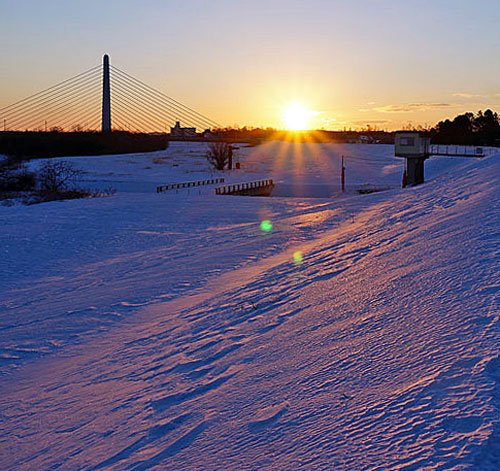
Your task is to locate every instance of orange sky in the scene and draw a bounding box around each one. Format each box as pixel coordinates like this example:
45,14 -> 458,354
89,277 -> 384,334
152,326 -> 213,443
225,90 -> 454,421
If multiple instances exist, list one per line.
1,1 -> 499,131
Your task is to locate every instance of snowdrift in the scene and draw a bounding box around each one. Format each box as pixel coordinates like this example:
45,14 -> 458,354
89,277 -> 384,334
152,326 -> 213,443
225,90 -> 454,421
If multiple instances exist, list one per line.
0,145 -> 498,470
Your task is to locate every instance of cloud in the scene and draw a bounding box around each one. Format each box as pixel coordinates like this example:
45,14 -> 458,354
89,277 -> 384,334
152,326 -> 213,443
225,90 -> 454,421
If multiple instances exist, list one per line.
358,102 -> 377,111
351,119 -> 391,125
452,92 -> 484,99
374,103 -> 451,113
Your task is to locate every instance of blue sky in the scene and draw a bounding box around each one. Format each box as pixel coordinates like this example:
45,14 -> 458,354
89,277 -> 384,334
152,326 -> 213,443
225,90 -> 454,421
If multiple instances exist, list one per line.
1,0 -> 499,129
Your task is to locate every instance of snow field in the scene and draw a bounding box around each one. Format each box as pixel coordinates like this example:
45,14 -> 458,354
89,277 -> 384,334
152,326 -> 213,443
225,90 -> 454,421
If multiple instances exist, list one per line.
0,142 -> 498,469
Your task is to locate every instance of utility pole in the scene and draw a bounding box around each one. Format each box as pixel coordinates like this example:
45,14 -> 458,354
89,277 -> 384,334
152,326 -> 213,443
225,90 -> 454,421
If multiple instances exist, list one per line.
341,155 -> 346,192
101,54 -> 111,132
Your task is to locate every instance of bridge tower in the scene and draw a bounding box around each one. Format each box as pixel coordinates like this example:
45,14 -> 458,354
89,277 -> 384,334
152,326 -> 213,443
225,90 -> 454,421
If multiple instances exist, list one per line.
101,54 -> 111,132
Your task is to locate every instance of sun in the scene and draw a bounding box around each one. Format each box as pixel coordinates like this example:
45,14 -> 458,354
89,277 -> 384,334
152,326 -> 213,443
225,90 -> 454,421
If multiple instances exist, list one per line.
283,103 -> 314,131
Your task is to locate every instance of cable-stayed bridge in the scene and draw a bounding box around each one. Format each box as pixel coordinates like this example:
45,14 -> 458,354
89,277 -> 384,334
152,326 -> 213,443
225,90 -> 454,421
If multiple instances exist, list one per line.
0,54 -> 220,134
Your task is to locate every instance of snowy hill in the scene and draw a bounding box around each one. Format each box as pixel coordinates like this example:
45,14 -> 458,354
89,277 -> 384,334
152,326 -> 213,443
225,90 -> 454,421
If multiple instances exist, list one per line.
0,143 -> 498,470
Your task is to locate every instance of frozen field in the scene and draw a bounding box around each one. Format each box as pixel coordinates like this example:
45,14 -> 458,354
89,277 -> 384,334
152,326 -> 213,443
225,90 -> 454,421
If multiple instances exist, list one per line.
0,142 -> 498,470
25,140 -> 473,196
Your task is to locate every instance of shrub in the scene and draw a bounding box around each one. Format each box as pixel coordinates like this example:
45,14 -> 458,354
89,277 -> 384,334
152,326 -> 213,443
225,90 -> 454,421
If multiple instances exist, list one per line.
0,156 -> 115,204
0,161 -> 36,193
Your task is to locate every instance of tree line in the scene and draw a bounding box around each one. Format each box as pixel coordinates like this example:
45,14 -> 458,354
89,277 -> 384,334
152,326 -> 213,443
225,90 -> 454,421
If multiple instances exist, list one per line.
0,131 -> 169,160
211,109 -> 500,146
430,109 -> 500,146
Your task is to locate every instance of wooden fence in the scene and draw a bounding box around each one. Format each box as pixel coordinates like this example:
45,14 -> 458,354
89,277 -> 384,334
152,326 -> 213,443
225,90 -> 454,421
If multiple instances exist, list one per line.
157,178 -> 225,193
215,179 -> 274,196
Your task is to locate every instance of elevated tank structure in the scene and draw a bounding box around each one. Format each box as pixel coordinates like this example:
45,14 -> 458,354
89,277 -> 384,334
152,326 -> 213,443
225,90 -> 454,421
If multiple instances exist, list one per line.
395,131 -> 431,186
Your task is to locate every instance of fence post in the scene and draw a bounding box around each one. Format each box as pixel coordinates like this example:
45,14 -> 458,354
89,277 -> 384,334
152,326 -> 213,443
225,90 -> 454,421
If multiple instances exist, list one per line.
341,156 -> 346,192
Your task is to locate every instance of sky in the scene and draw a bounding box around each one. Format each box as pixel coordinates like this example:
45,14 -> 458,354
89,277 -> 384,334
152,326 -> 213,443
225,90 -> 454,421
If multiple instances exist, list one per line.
1,0 -> 500,131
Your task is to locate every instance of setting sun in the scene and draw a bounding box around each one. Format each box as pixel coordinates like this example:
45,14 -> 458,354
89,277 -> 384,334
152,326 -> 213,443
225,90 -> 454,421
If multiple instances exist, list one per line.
283,103 -> 314,131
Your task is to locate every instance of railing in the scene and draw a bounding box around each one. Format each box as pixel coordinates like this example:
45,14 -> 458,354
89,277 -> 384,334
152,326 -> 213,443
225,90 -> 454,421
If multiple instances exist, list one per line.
215,179 -> 274,195
157,178 -> 225,193
429,145 -> 492,158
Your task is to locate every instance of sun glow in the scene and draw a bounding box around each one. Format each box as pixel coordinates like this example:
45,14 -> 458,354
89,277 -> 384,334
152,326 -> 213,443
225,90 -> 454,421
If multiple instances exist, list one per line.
283,103 -> 314,131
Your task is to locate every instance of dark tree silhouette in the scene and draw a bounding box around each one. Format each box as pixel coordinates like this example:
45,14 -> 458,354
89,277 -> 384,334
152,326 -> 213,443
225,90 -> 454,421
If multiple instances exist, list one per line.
206,142 -> 234,170
432,109 -> 500,145
474,109 -> 500,140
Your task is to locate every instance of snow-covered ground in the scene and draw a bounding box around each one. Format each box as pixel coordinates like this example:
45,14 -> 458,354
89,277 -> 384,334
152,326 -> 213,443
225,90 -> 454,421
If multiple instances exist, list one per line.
24,140 -> 476,196
0,142 -> 498,470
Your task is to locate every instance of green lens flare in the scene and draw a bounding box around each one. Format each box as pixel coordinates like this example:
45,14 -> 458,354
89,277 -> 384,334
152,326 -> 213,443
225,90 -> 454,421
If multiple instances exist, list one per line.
293,251 -> 304,264
260,220 -> 273,232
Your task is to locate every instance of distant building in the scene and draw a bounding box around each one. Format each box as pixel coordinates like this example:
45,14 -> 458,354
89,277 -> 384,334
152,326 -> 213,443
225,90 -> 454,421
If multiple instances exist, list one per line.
170,121 -> 197,139
347,134 -> 375,144
202,129 -> 215,139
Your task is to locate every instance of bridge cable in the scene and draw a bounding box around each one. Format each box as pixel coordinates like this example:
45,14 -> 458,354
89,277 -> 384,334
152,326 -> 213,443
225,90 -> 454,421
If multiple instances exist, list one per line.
110,65 -> 220,128
12,84 -> 102,130
62,108 -> 102,132
111,80 -> 194,130
110,68 -> 217,130
111,74 -> 201,129
110,70 -> 213,130
49,96 -> 102,131
0,65 -> 101,114
112,94 -> 167,132
6,79 -> 102,129
2,70 -> 102,126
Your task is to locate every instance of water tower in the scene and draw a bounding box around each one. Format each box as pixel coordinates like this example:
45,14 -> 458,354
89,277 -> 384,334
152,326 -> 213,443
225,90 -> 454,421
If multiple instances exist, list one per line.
394,131 -> 431,186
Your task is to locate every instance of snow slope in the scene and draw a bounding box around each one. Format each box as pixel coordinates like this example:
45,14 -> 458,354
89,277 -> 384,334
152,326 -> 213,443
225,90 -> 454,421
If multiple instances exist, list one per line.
1,143 -> 471,374
0,144 -> 498,470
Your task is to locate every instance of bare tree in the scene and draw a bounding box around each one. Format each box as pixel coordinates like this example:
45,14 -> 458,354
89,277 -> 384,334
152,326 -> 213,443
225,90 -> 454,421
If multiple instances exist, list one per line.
206,142 -> 233,170
37,160 -> 83,193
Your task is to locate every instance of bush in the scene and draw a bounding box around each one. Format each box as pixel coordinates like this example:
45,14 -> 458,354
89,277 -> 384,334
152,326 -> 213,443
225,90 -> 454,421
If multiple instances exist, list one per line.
31,185 -> 116,204
0,161 -> 36,193
0,156 -> 116,204
206,142 -> 234,170
37,160 -> 83,193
